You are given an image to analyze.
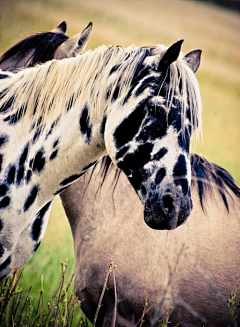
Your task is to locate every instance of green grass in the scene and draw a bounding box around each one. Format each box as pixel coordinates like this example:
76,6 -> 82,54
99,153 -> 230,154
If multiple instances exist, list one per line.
0,0 -> 239,324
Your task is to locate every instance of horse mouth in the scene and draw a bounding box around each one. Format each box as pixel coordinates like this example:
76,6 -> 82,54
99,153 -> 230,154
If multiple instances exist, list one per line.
143,199 -> 188,230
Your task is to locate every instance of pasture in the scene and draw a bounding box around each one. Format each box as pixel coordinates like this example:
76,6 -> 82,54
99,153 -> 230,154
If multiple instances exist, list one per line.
0,0 -> 239,325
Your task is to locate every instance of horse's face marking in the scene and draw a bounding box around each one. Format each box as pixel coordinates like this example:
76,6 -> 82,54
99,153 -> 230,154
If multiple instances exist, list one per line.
79,105 -> 92,143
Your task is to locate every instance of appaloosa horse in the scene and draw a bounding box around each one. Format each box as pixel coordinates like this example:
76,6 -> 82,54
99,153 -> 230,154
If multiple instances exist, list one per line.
0,37 -> 202,291
2,26 -> 239,326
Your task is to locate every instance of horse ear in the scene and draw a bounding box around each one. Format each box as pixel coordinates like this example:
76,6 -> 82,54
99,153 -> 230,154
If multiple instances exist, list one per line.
157,40 -> 184,71
184,49 -> 202,73
54,22 -> 93,59
157,39 -> 184,71
52,21 -> 67,34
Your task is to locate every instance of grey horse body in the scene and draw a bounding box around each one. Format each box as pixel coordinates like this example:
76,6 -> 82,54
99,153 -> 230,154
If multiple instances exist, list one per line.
61,157 -> 240,326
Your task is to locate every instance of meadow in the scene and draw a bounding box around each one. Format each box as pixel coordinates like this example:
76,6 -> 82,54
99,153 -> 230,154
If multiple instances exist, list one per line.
0,0 -> 239,325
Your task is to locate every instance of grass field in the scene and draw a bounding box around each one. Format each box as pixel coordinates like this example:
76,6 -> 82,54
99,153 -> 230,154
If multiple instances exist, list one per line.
0,0 -> 239,324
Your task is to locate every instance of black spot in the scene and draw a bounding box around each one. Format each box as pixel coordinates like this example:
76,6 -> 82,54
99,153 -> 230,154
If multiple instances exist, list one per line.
31,201 -> 52,241
16,166 -> 25,185
32,149 -> 45,173
155,168 -> 166,185
118,143 -> 153,190
34,242 -> 41,252
178,133 -> 190,153
168,107 -> 181,132
109,64 -> 121,75
0,135 -> 8,148
79,105 -> 92,143
0,255 -> 11,272
174,154 -> 187,177
82,161 -> 97,171
111,84 -> 120,102
0,154 -> 3,172
0,184 -> 8,197
173,154 -> 188,196
100,116 -> 107,135
49,149 -> 58,161
45,119 -> 59,139
54,187 -> 67,196
114,102 -> 146,149
25,170 -> 32,184
60,173 -> 84,186
6,105 -> 26,124
53,139 -> 59,148
7,165 -> 16,184
152,147 -> 168,161
19,144 -> 29,166
37,117 -> 42,126
24,185 -> 39,212
66,94 -> 75,111
0,196 -> 10,209
0,74 -> 9,79
0,219 -> 3,232
33,127 -> 42,143
0,243 -> 4,258
0,96 -> 14,113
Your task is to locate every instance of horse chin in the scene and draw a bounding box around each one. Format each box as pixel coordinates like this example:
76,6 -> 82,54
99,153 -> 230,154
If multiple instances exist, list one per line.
143,198 -> 192,230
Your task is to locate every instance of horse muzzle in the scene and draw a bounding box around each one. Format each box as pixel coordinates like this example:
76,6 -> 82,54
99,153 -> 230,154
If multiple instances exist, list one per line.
143,190 -> 193,230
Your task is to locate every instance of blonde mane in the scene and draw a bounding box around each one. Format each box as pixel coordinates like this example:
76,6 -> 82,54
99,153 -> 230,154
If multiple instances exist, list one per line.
0,43 -> 202,141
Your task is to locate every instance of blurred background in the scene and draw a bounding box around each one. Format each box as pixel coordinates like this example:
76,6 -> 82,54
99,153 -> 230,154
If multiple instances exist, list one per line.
0,0 -> 239,321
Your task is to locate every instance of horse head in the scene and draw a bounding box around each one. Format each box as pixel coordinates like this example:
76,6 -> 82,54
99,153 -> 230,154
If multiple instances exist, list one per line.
104,40 -> 202,230
0,21 -> 92,71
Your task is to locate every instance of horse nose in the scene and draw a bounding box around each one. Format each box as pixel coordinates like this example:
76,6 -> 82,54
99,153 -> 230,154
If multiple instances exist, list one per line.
161,193 -> 175,215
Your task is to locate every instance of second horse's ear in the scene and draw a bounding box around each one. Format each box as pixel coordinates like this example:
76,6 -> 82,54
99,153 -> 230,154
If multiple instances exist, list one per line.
54,22 -> 93,59
184,50 -> 202,73
51,21 -> 67,34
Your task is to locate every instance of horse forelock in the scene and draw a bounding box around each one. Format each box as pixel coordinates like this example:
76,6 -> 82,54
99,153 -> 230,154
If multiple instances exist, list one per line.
0,32 -> 68,70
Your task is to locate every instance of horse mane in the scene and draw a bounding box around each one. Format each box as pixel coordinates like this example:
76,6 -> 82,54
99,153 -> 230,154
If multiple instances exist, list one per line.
0,43 -> 201,141
191,154 -> 240,211
0,32 -> 68,69
94,154 -> 239,212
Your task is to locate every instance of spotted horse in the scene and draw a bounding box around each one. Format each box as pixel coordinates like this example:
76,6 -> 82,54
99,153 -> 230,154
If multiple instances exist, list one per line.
0,40 -> 202,283
1,28 -> 239,326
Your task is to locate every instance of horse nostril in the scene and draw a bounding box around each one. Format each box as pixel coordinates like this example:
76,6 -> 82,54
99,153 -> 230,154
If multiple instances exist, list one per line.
162,194 -> 174,214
